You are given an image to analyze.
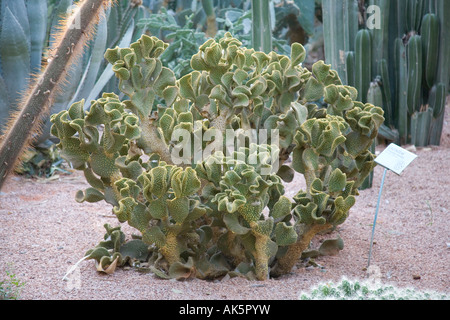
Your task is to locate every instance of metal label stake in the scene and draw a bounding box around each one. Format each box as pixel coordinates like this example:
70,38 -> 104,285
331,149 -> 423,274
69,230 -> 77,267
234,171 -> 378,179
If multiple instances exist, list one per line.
367,144 -> 418,268
367,168 -> 388,268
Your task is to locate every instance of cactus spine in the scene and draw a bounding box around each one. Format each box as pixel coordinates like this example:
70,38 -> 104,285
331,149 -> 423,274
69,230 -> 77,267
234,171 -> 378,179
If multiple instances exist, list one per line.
0,0 -> 112,190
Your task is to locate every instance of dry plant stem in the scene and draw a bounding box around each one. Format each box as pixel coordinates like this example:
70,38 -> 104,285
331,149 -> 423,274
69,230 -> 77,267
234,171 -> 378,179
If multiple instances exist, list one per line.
254,235 -> 271,280
160,231 -> 180,265
210,110 -> 229,133
271,223 -> 333,277
140,118 -> 173,164
206,16 -> 218,38
0,0 -> 111,191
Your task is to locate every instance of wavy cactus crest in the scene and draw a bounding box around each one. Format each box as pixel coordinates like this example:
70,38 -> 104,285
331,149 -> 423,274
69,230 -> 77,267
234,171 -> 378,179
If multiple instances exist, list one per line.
51,33 -> 384,281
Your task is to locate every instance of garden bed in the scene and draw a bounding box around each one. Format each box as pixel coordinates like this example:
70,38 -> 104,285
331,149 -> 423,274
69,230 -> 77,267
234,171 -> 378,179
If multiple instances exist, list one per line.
1,104 -> 449,300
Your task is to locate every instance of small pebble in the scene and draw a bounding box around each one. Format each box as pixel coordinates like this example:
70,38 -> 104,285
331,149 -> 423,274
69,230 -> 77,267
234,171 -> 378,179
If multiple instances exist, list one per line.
250,284 -> 266,288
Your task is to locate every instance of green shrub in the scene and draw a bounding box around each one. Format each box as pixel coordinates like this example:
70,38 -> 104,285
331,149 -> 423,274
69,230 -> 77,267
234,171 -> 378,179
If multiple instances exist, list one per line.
0,265 -> 26,300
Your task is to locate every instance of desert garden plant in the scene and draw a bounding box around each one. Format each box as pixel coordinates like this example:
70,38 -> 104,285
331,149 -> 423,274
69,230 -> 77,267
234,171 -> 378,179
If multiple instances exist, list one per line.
322,0 -> 449,147
50,31 -> 384,281
0,0 -> 150,187
299,277 -> 449,300
0,264 -> 26,300
0,0 -> 113,191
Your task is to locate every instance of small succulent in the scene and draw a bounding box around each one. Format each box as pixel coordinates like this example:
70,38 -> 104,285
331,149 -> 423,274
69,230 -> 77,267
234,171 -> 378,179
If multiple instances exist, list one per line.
299,277 -> 449,300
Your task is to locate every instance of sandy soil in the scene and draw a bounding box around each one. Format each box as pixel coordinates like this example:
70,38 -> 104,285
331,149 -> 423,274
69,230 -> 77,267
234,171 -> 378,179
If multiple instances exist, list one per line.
1,105 -> 449,300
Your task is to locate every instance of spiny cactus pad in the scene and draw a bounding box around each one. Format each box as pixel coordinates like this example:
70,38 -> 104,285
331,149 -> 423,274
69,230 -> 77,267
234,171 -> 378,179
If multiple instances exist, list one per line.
51,33 -> 384,280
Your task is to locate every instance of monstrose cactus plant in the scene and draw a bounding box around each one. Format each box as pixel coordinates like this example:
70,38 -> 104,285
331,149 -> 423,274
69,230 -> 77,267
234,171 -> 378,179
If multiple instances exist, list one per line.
51,33 -> 384,280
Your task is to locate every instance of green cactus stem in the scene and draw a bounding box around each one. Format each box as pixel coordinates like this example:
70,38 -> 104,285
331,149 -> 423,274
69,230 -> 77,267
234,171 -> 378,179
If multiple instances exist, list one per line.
394,38 -> 408,144
202,0 -> 217,38
322,0 -> 359,82
429,0 -> 450,145
406,34 -> 422,115
355,29 -> 372,103
410,108 -> 432,147
421,13 -> 439,89
369,0 -> 390,79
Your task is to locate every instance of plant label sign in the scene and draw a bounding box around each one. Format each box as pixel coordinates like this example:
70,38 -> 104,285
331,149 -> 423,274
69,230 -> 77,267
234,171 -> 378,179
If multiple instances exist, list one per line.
374,143 -> 417,175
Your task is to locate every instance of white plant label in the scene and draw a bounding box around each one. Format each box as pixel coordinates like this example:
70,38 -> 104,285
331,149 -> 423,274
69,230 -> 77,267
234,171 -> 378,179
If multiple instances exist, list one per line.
374,143 -> 418,175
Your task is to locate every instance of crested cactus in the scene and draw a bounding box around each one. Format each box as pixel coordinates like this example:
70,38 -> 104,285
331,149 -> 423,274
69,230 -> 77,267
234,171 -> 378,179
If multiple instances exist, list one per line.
50,32 -> 383,280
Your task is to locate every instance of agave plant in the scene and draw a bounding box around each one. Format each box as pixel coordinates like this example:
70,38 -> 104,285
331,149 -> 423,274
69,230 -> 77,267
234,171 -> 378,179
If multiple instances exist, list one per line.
0,0 -> 150,145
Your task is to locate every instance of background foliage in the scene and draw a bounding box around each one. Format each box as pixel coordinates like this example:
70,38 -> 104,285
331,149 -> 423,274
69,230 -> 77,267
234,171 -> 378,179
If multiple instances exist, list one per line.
0,1 -> 447,180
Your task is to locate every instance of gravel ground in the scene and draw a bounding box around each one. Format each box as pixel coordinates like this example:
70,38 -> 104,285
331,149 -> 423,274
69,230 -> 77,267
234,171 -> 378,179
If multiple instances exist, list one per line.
1,105 -> 449,300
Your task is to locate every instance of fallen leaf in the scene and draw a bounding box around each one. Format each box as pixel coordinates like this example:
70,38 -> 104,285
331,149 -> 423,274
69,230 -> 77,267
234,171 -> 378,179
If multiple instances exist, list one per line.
104,256 -> 120,274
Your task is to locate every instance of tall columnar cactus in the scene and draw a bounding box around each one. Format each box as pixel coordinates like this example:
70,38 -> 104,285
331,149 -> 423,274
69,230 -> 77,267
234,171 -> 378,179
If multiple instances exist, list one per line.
322,0 -> 359,83
201,0 -> 217,38
50,32 -> 384,280
354,29 -> 372,104
322,0 -> 450,148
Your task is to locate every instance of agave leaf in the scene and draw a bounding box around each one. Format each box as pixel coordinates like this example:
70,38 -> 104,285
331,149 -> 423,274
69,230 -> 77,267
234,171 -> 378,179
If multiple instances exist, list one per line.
85,19 -> 135,107
27,0 -> 47,74
48,0 -> 73,47
0,7 -> 30,105
0,75 -> 9,128
2,0 -> 30,46
71,12 -> 108,104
